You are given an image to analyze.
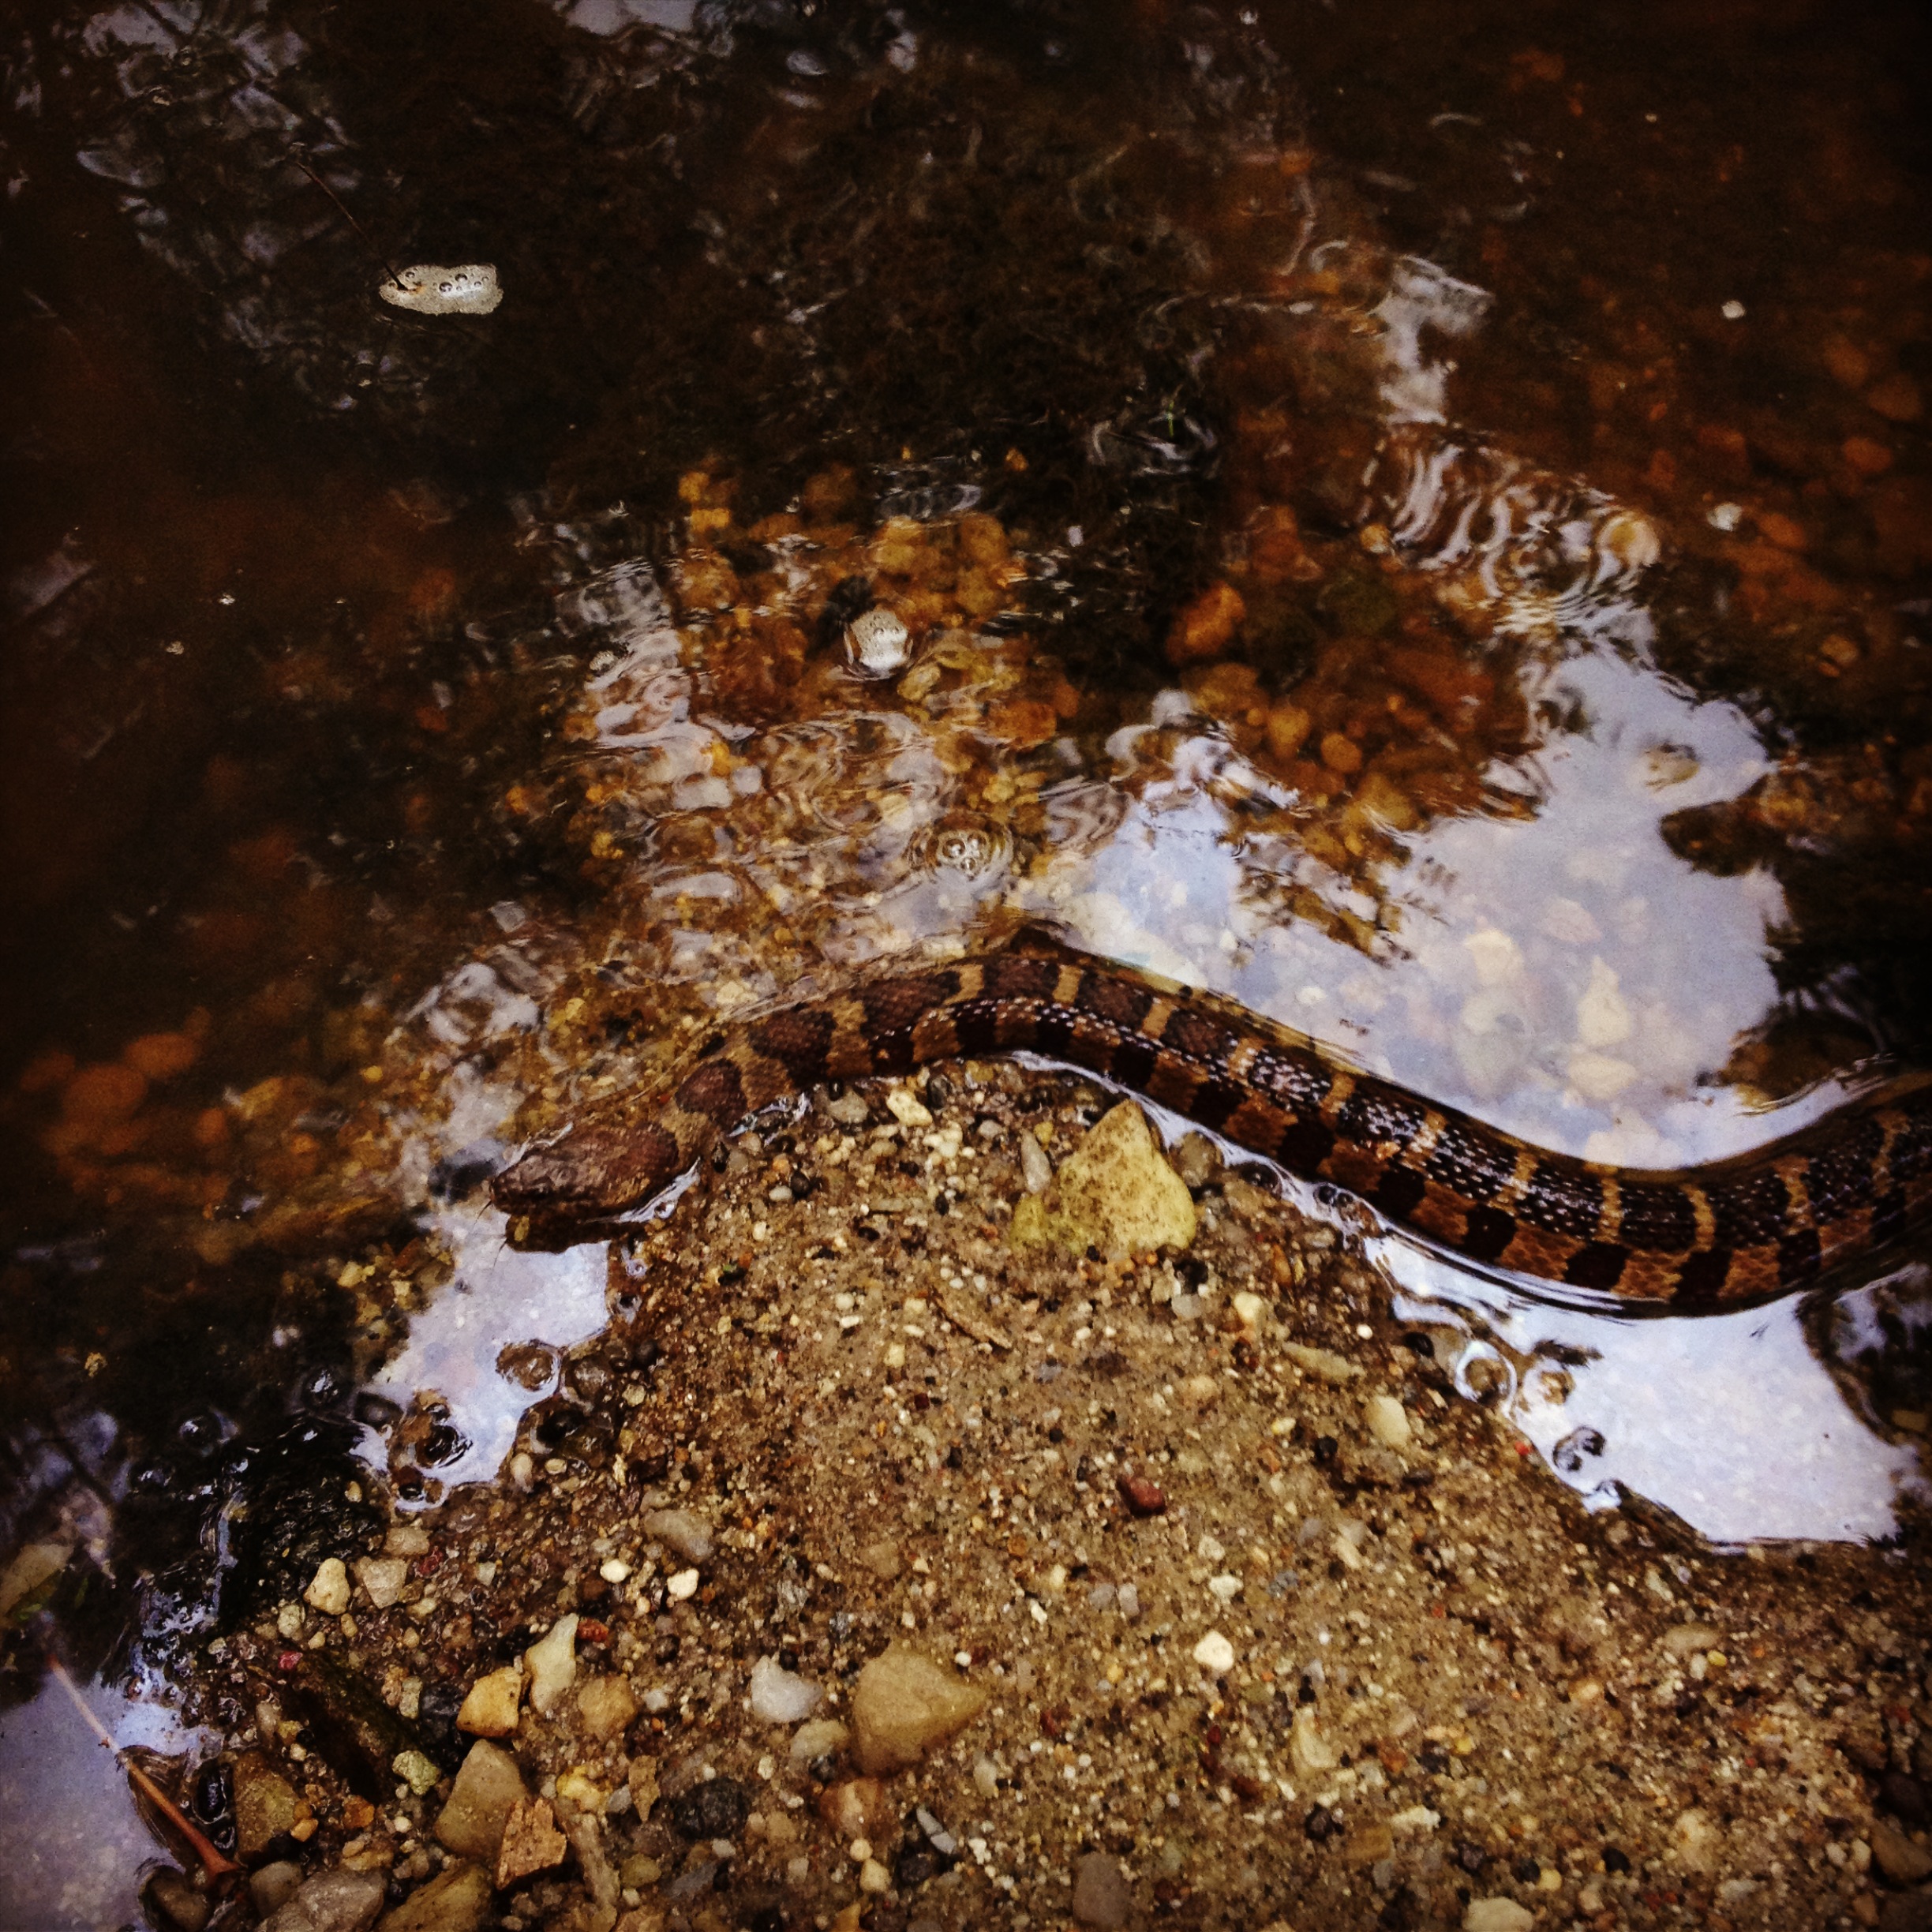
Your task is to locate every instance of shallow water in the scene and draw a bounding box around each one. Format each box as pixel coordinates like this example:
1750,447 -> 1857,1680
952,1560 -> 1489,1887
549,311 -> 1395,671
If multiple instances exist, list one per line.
2,0 -> 1930,1916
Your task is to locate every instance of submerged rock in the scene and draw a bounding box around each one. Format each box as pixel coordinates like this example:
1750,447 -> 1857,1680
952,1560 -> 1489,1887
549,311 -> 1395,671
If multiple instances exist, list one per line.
234,1751 -> 302,1860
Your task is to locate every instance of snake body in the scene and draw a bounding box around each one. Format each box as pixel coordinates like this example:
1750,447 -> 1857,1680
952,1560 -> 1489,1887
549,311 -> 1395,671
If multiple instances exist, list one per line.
492,951 -> 1932,1301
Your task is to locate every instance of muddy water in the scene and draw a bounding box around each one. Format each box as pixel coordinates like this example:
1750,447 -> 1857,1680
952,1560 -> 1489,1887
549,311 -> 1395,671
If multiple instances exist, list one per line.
2,0 -> 1929,1918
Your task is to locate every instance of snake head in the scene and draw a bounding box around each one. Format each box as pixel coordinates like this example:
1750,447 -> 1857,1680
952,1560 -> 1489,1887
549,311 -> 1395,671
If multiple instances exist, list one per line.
490,1120 -> 687,1246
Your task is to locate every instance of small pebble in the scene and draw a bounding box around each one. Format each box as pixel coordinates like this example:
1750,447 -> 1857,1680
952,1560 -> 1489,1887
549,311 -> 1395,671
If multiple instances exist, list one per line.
1871,1820 -> 1932,1886
354,1556 -> 407,1609
260,1870 -> 387,1932
249,1864 -> 303,1918
1019,1133 -> 1054,1194
303,1558 -> 350,1617
1463,1900 -> 1534,1932
750,1655 -> 823,1724
850,1646 -> 988,1772
379,264 -> 503,316
788,1717 -> 850,1764
1365,1393 -> 1412,1451
1070,1851 -> 1133,1928
1191,1630 -> 1236,1675
641,1508 -> 713,1563
456,1664 -> 525,1739
523,1615 -> 579,1715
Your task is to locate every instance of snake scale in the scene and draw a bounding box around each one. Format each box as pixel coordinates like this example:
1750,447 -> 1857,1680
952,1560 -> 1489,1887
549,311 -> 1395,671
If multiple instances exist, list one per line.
492,949 -> 1932,1300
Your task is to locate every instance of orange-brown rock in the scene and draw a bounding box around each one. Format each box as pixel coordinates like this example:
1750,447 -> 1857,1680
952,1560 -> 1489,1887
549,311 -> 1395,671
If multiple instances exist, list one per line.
495,1797 -> 567,1889
1164,582 -> 1245,666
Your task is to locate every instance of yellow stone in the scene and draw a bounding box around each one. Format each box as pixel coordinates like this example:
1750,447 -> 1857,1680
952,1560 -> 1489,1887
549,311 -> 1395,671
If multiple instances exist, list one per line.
456,1664 -> 525,1738
1008,1102 -> 1196,1261
849,1648 -> 987,1774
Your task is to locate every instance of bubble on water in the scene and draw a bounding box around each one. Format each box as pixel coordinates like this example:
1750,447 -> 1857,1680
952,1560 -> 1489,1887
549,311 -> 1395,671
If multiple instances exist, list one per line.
1551,1425 -> 1606,1474
378,264 -> 504,316
1454,1339 -> 1515,1406
909,814 -> 1013,882
846,607 -> 911,676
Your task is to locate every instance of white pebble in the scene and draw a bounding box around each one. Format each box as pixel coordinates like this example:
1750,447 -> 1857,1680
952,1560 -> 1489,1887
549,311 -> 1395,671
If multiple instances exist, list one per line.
886,1087 -> 934,1129
749,1656 -> 823,1724
354,1557 -> 406,1610
642,1509 -> 713,1563
1540,897 -> 1601,946
1364,1393 -> 1412,1451
598,1559 -> 632,1585
1463,927 -> 1522,987
1464,1900 -> 1536,1932
1192,1630 -> 1237,1675
667,1568 -> 700,1601
1720,299 -> 1746,320
1019,1134 -> 1053,1194
523,1614 -> 579,1715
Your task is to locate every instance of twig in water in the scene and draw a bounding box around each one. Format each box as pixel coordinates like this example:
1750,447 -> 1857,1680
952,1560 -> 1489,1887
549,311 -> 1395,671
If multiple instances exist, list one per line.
288,144 -> 408,292
44,1652 -> 242,1883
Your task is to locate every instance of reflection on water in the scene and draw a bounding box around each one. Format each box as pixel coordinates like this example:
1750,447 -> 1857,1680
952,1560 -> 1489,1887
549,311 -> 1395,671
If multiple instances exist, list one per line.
0,1676 -> 214,1927
1384,1249 -> 1928,1548
3,0 -> 1932,1914
358,1209 -> 612,1501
